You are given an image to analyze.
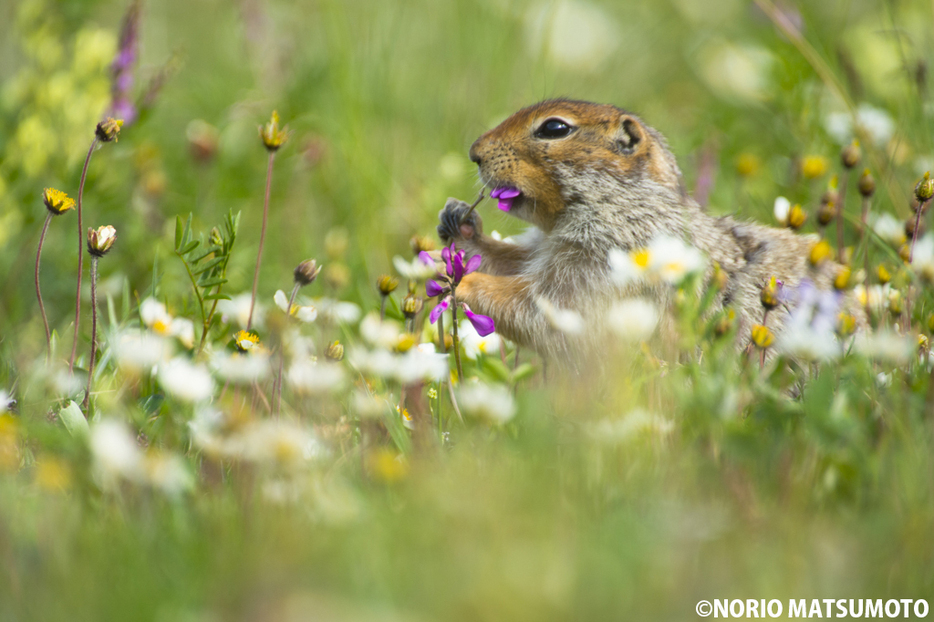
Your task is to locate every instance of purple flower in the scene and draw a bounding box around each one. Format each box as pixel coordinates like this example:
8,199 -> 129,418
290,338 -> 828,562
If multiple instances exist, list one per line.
429,295 -> 452,324
490,186 -> 521,212
426,279 -> 446,298
109,1 -> 141,125
462,304 -> 495,336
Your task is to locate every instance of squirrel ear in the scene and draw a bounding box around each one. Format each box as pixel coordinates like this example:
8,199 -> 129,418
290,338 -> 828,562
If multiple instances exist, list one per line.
615,116 -> 645,155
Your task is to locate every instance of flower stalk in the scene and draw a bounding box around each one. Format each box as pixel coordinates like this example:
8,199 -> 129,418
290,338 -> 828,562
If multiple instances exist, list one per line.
273,282 -> 301,417
69,138 -> 99,372
82,256 -> 100,413
35,213 -> 54,361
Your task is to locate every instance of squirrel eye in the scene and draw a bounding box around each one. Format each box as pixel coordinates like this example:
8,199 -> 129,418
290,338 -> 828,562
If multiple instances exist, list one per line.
535,118 -> 574,139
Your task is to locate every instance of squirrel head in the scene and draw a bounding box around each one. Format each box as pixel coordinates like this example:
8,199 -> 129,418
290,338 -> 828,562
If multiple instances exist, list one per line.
469,99 -> 685,232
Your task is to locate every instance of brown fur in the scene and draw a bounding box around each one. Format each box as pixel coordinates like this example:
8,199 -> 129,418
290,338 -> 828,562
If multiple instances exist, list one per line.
440,99 -> 856,362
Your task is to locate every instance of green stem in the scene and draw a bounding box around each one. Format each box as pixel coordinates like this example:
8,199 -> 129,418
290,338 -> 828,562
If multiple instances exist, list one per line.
35,213 -> 53,362
83,256 -> 99,415
69,137 -> 98,372
274,282 -> 301,416
451,301 -> 463,382
247,151 -> 275,331
178,251 -> 207,339
836,170 -> 849,263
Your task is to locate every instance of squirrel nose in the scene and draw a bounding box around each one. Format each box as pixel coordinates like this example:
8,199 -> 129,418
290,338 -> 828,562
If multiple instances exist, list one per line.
468,141 -> 482,166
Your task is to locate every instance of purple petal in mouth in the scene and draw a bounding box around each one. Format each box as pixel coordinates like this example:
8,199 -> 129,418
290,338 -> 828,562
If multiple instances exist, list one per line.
490,186 -> 521,212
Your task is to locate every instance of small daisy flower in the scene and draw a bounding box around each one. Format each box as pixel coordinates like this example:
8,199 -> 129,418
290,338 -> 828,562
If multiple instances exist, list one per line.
606,298 -> 659,342
158,357 -> 214,402
274,290 -> 318,322
233,330 -> 261,352
457,382 -> 516,424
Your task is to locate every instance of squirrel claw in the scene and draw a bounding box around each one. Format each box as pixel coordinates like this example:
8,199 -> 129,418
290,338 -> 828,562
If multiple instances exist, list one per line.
437,197 -> 482,243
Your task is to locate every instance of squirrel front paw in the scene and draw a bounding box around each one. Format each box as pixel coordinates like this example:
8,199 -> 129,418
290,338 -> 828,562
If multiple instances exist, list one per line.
437,197 -> 483,244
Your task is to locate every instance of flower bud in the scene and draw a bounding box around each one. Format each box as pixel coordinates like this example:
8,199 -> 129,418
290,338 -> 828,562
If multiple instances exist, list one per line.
294,259 -> 322,286
877,264 -> 891,284
899,244 -> 912,263
95,117 -> 124,142
919,334 -> 929,352
377,274 -> 399,296
841,141 -> 861,169
916,172 -> 934,203
325,340 -> 344,362
410,235 -> 435,255
809,239 -> 833,266
833,266 -> 852,291
42,188 -> 75,215
210,227 -> 223,247
735,153 -> 761,178
750,324 -> 774,349
87,225 -> 117,257
760,276 -> 781,310
817,197 -> 837,226
259,111 -> 288,152
888,289 -> 903,315
402,292 -> 423,319
713,308 -> 736,337
836,313 -> 857,337
858,169 -> 875,197
801,155 -> 828,179
787,204 -> 807,230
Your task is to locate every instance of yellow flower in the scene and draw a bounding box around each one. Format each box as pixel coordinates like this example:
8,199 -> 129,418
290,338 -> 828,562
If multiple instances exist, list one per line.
259,110 -> 288,151
833,266 -> 852,291
801,155 -> 829,179
809,240 -> 833,267
377,274 -> 399,295
234,330 -> 261,352
750,324 -> 774,349
735,153 -> 761,178
760,276 -> 781,310
368,447 -> 408,483
787,204 -> 807,230
837,313 -> 857,337
877,264 -> 891,284
34,456 -> 72,492
42,188 -> 75,215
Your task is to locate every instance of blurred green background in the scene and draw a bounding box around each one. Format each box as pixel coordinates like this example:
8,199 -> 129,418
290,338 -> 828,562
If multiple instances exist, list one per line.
3,0 -> 934,620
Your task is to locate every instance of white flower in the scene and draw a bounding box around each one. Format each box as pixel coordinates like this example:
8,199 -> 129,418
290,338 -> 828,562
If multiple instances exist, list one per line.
588,410 -> 674,444
776,325 -> 841,361
140,297 -> 172,332
488,230 -> 516,244
911,234 -> 934,281
773,196 -> 791,224
825,104 -> 895,147
217,293 -> 259,329
536,297 -> 584,335
90,420 -> 142,484
397,344 -> 448,383
606,298 -> 659,342
609,235 -> 706,287
111,330 -> 173,373
393,255 -> 436,281
288,360 -> 345,394
359,312 -> 403,350
169,317 -> 195,349
457,382 -> 516,424
459,319 -> 502,360
871,212 -> 907,247
211,351 -> 271,384
158,357 -> 214,402
312,298 -> 361,324
274,290 -> 317,322
854,331 -> 915,364
142,451 -> 194,496
0,390 -> 13,414
191,413 -> 327,468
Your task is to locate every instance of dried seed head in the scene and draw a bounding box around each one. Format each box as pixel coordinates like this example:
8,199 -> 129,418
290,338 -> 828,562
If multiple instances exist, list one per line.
294,259 -> 322,286
841,141 -> 861,169
95,117 -> 124,142
42,188 -> 75,215
87,225 -> 117,257
857,169 -> 876,198
377,274 -> 399,296
325,340 -> 344,362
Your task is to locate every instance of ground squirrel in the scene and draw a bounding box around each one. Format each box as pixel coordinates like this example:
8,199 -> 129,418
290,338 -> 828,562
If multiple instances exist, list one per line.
437,99 -> 851,362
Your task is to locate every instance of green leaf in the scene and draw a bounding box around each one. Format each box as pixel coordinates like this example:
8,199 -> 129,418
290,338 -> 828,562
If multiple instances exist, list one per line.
107,294 -> 117,329
197,276 -> 228,289
511,363 -> 537,384
179,240 -> 200,256
480,356 -> 511,384
174,215 -> 184,249
193,256 -> 224,275
59,401 -> 89,439
190,245 -> 222,263
203,293 -> 231,301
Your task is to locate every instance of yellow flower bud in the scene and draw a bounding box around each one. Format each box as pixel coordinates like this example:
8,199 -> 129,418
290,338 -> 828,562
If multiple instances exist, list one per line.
760,276 -> 781,310
841,141 -> 861,169
833,266 -> 852,291
735,153 -> 761,178
325,340 -> 344,362
377,274 -> 399,296
787,204 -> 807,230
95,117 -> 124,142
259,110 -> 288,152
837,313 -> 857,337
751,324 -> 774,349
916,172 -> 934,203
410,235 -> 435,255
809,240 -> 833,266
801,155 -> 829,179
876,264 -> 891,284
858,169 -> 876,198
